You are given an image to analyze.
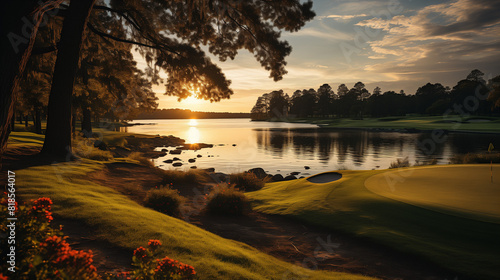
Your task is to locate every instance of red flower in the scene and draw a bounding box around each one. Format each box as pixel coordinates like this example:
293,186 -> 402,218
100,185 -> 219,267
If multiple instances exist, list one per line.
29,198 -> 54,222
0,273 -> 8,280
133,247 -> 148,259
39,236 -> 71,260
148,239 -> 162,251
32,197 -> 53,210
155,257 -> 196,279
155,256 -> 179,275
178,263 -> 196,278
116,271 -> 131,279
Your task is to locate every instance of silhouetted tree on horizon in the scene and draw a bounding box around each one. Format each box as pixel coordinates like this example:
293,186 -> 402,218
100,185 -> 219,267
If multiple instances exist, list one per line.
450,70 -> 490,115
249,69 -> 499,120
317,83 -> 334,117
414,83 -> 448,114
487,75 -> 500,108
268,90 -> 289,119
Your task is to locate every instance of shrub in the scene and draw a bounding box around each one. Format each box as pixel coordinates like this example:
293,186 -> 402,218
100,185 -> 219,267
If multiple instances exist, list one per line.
389,157 -> 411,169
1,195 -> 195,280
130,240 -> 196,280
73,137 -> 113,161
144,186 -> 185,216
229,172 -> 265,192
205,184 -> 250,216
127,152 -> 154,167
161,170 -> 208,186
104,135 -> 128,147
38,236 -> 99,279
414,158 -> 438,166
0,195 -> 99,280
449,152 -> 500,164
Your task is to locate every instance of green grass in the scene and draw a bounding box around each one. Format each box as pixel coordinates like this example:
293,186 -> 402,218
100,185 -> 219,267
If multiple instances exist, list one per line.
8,131 -> 375,280
247,168 -> 500,279
290,116 -> 500,133
127,152 -> 155,167
15,160 -> 376,280
365,165 -> 500,223
6,131 -> 45,147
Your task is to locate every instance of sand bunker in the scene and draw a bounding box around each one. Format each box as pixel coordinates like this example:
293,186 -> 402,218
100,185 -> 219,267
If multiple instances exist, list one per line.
307,172 -> 343,183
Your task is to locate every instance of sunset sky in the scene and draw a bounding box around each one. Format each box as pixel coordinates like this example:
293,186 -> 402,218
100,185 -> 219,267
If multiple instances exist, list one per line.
149,0 -> 500,112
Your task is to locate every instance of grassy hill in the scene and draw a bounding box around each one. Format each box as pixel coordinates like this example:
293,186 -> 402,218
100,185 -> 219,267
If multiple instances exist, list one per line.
247,167 -> 500,279
8,131 -> 376,280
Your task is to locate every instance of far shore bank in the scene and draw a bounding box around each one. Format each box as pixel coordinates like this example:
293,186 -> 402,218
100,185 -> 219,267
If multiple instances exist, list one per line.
252,115 -> 500,134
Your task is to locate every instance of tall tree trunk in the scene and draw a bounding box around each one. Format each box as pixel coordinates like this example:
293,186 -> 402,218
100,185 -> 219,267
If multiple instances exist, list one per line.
34,107 -> 42,134
0,1 -> 47,158
72,110 -> 76,138
24,114 -> 28,128
10,110 -> 15,132
81,106 -> 92,137
31,111 -> 36,130
41,0 -> 96,157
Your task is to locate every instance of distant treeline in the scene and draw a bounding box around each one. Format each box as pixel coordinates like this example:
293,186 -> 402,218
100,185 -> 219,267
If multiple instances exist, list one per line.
135,109 -> 250,119
251,69 -> 500,120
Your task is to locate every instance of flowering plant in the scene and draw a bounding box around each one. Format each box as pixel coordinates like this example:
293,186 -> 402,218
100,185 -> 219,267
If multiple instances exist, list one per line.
131,240 -> 196,280
0,195 -> 196,280
0,195 -> 98,280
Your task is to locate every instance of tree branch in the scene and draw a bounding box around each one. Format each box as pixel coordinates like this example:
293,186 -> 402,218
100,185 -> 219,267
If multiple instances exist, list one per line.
31,43 -> 60,55
224,6 -> 272,56
92,5 -> 165,52
93,5 -> 142,32
87,22 -> 180,55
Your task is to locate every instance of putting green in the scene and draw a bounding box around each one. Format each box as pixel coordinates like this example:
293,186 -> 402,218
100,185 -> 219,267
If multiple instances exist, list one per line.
364,164 -> 500,223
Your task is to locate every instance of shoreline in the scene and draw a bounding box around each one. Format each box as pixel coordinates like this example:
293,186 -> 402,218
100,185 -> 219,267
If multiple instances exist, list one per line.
251,116 -> 500,135
127,116 -> 500,135
316,126 -> 500,135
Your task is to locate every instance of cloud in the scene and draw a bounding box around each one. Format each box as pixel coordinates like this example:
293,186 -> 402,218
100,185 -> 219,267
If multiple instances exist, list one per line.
354,0 -> 500,81
320,14 -> 369,21
332,1 -> 388,15
358,0 -> 500,45
286,27 -> 353,41
424,0 -> 500,36
367,55 -> 386,59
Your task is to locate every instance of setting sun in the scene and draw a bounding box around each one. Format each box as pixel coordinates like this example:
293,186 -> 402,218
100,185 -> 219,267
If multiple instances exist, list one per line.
188,119 -> 198,126
175,95 -> 209,111
183,96 -> 204,105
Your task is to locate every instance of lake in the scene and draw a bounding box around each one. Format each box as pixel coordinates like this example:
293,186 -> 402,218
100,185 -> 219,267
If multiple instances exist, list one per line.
122,118 -> 500,176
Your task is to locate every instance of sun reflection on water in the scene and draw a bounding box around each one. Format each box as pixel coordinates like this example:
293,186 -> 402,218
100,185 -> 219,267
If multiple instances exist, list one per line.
187,126 -> 200,144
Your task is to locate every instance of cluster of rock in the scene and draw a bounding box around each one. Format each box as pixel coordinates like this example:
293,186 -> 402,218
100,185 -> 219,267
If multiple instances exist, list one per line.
246,167 -> 310,182
163,155 -> 202,167
97,134 -> 186,159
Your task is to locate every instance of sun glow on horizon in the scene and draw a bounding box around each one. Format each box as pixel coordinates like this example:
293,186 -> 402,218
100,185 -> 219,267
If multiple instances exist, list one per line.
183,96 -> 204,105
188,119 -> 198,126
174,95 -> 209,111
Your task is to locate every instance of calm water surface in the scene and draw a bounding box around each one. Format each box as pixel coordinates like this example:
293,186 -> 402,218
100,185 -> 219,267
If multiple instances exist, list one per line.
123,119 -> 500,176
